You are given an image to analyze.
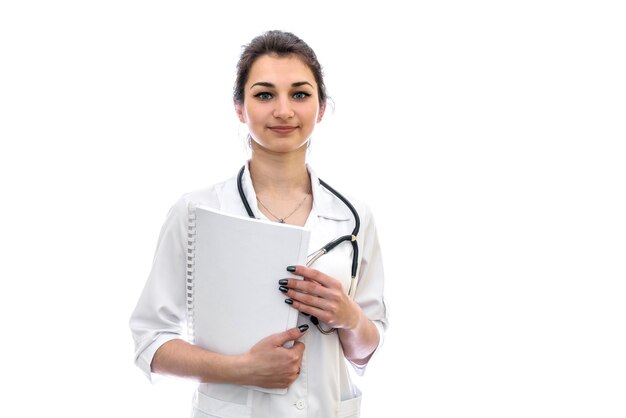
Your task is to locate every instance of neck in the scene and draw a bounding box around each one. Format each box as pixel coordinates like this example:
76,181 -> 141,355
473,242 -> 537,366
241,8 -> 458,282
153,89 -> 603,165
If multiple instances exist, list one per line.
249,147 -> 310,196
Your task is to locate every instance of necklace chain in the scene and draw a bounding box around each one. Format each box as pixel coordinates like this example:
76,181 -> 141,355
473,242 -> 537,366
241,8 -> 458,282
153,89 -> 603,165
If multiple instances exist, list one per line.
256,194 -> 309,223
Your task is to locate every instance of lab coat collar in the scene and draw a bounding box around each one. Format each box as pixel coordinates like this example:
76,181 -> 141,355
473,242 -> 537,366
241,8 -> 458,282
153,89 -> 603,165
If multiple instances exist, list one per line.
223,162 -> 351,222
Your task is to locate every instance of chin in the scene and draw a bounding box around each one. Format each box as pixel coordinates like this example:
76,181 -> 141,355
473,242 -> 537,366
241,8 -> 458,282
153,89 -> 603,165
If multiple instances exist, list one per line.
252,139 -> 310,154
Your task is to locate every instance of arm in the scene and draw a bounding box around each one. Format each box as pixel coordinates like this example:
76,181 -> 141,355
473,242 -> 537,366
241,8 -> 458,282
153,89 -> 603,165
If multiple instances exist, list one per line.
152,326 -> 308,388
337,305 -> 380,365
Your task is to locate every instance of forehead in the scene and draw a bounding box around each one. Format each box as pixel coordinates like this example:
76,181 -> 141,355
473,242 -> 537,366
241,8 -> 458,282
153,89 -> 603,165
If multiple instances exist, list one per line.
247,54 -> 316,87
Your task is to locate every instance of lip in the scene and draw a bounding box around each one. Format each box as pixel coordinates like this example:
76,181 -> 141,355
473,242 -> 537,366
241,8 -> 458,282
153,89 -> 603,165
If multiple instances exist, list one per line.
269,125 -> 298,134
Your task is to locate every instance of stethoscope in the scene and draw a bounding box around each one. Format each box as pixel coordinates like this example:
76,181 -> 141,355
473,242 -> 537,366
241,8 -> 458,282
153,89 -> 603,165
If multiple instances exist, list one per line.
237,165 -> 360,334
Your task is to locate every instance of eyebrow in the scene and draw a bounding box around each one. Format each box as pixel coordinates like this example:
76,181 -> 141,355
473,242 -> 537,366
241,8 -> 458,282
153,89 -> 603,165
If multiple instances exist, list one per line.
249,81 -> 314,89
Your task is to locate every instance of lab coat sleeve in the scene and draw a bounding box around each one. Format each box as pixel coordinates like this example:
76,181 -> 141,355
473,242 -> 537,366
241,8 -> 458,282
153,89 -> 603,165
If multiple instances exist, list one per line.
350,204 -> 389,375
129,197 -> 189,382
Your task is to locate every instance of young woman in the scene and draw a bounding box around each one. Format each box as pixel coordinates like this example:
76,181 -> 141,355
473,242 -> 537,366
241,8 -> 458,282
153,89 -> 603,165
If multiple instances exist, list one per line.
130,30 -> 388,418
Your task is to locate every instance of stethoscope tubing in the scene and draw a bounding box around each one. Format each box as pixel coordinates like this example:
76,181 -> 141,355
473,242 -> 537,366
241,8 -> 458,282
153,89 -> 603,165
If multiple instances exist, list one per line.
237,165 -> 361,334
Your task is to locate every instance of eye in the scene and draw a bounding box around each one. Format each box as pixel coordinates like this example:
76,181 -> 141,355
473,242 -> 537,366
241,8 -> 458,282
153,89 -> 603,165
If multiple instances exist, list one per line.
293,91 -> 311,100
255,92 -> 273,101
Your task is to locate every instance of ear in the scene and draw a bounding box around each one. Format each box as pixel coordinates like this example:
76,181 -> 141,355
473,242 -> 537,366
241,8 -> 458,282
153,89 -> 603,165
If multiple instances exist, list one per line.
317,101 -> 326,123
234,102 -> 246,123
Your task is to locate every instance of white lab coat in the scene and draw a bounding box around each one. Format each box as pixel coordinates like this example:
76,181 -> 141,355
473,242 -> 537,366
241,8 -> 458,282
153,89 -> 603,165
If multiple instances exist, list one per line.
130,163 -> 388,418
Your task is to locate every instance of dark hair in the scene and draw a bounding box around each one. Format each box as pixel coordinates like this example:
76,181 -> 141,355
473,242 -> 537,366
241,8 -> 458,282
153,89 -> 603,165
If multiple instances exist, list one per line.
233,30 -> 327,107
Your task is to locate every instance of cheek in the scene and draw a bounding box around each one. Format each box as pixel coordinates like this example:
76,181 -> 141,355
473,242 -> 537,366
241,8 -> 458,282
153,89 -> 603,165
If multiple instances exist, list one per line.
297,106 -> 320,126
244,105 -> 268,125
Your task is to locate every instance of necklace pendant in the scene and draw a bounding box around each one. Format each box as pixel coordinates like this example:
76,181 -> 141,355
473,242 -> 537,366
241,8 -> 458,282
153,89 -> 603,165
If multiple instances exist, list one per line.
278,219 -> 285,223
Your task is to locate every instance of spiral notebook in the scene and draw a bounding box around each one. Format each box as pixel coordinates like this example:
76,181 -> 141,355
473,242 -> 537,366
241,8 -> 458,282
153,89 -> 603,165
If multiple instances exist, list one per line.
186,204 -> 310,393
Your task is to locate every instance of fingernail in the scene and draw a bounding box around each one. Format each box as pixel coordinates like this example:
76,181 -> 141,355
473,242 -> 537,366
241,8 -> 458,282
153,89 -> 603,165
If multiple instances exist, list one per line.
298,324 -> 309,332
278,279 -> 288,285
279,286 -> 288,293
301,312 -> 310,317
284,298 -> 293,305
286,266 -> 296,272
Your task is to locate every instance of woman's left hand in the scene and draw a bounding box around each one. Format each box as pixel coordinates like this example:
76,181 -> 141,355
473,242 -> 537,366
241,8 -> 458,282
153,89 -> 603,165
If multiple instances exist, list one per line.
279,265 -> 361,330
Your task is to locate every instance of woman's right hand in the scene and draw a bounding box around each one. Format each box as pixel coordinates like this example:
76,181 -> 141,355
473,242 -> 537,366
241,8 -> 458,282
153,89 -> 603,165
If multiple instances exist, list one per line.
239,325 -> 308,389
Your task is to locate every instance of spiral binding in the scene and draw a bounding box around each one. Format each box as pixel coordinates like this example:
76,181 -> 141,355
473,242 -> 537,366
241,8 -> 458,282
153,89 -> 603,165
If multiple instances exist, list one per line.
186,206 -> 197,344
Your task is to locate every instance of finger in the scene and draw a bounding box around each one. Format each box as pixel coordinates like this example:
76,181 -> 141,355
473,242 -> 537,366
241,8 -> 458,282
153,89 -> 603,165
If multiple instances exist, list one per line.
287,265 -> 331,286
287,291 -> 329,311
290,340 -> 305,355
269,324 -> 309,347
286,298 -> 328,321
280,278 -> 329,297
302,274 -> 344,292
279,278 -> 310,292
285,266 -> 343,292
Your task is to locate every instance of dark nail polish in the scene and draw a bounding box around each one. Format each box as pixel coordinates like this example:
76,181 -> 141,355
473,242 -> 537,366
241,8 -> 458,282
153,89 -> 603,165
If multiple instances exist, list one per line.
279,286 -> 288,293
298,324 -> 309,332
301,312 -> 310,317
286,265 -> 296,272
284,298 -> 293,305
278,279 -> 288,285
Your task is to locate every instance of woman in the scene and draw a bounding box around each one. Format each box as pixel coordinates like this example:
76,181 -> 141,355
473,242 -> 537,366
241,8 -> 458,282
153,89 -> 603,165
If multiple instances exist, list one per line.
130,30 -> 388,418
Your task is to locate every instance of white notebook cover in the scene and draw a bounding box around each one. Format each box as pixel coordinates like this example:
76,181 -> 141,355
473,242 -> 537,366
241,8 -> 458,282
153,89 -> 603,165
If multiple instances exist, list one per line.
186,204 -> 310,393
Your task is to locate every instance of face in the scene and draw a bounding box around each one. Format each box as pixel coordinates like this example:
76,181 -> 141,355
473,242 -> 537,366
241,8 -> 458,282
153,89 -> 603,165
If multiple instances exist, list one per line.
235,54 -> 325,154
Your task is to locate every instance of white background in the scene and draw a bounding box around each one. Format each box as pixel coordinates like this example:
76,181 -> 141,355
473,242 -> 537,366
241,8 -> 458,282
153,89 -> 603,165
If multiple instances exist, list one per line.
1,1 -> 625,417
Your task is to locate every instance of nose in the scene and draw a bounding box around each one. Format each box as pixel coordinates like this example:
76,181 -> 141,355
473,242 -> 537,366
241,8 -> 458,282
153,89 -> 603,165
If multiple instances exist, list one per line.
273,97 -> 294,119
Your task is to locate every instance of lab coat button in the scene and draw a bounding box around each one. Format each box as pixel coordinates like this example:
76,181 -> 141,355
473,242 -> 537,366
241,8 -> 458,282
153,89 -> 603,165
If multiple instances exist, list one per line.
295,399 -> 306,410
